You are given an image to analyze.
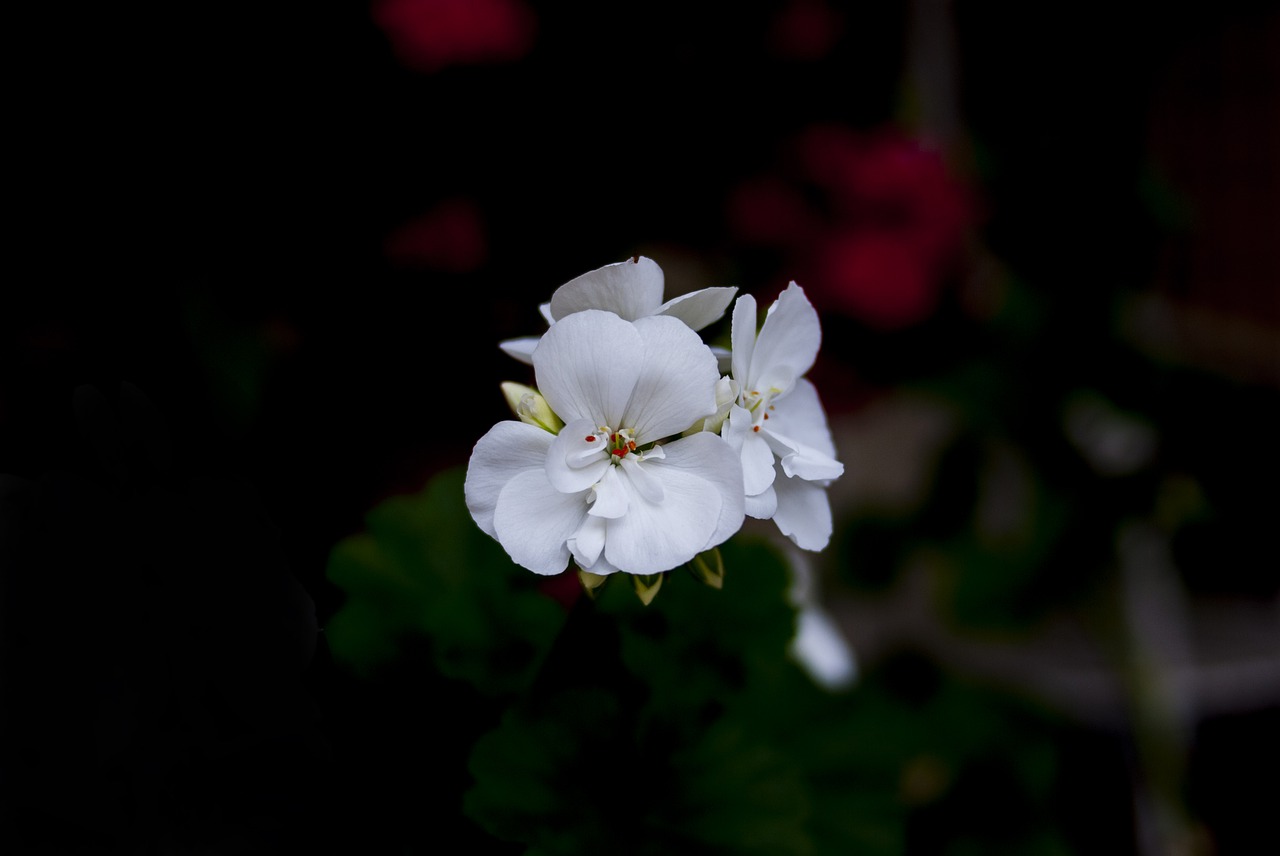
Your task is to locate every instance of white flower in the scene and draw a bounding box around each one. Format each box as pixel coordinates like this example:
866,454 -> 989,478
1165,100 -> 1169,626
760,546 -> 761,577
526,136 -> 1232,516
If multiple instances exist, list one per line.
498,256 -> 738,364
466,309 -> 745,576
721,282 -> 844,550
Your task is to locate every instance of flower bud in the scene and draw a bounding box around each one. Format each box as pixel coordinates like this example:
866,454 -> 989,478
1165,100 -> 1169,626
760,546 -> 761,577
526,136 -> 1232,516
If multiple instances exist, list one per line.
684,375 -> 739,436
501,382 -> 564,433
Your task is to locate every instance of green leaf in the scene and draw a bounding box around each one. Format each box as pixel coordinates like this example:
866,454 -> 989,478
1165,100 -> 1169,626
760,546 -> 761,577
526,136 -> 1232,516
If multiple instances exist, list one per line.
323,466 -> 567,696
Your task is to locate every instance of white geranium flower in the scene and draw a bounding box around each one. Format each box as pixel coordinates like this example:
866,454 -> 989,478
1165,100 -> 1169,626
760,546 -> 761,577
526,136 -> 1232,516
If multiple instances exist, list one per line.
498,256 -> 738,364
466,309 -> 745,576
721,282 -> 844,551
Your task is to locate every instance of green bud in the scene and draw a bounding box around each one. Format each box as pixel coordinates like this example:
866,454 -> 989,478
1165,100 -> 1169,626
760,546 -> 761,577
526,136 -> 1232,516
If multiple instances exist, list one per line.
577,568 -> 609,599
501,382 -> 564,433
686,547 -> 724,590
632,573 -> 664,606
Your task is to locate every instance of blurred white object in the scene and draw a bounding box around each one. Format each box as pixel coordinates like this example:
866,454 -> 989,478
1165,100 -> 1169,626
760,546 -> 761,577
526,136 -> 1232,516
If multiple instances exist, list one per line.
785,544 -> 857,691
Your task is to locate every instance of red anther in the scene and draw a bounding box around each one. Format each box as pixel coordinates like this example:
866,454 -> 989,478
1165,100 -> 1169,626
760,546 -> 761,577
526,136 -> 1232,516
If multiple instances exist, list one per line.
611,448 -> 628,457
763,413 -> 769,419
585,436 -> 597,442
753,426 -> 760,432
627,440 -> 636,451
610,433 -> 618,442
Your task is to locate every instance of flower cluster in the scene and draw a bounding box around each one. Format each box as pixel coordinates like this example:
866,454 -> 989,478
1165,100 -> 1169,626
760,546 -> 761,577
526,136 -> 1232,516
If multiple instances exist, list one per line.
465,256 -> 843,591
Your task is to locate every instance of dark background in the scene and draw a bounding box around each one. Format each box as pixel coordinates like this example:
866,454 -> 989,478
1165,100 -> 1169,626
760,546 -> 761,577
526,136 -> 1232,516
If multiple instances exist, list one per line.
4,1 -> 1278,853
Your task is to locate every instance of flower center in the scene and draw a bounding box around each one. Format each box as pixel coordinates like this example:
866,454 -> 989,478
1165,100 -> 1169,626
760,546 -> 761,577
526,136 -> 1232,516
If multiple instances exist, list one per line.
743,388 -> 780,424
586,426 -> 639,462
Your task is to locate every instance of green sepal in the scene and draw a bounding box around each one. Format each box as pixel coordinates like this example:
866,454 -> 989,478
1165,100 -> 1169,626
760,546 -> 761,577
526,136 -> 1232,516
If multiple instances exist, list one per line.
577,568 -> 610,599
686,547 -> 725,590
631,572 -> 664,606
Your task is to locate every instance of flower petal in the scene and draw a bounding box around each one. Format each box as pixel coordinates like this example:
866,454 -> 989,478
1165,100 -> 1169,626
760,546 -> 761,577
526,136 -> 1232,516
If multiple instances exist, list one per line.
493,468 -> 588,575
498,336 -> 539,364
534,309 -> 643,429
768,378 -> 839,457
546,417 -> 610,494
763,380 -> 844,482
749,282 -> 821,390
587,464 -> 630,519
772,472 -> 834,551
655,286 -> 738,331
622,315 -> 720,441
647,432 -> 745,553
618,455 -> 665,504
745,484 -> 778,519
568,514 -> 607,568
549,256 -> 665,321
768,430 -> 845,483
465,420 -> 554,538
725,407 -> 777,496
730,292 -> 758,391
601,464 -> 722,575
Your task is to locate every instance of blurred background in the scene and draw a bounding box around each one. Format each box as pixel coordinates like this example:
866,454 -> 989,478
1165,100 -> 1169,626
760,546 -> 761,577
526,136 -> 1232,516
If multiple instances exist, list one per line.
3,1 -> 1278,853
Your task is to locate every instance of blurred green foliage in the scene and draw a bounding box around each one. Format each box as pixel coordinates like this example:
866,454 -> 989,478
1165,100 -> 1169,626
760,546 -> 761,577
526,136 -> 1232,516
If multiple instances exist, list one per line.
325,467 -> 567,696
325,466 -> 1078,855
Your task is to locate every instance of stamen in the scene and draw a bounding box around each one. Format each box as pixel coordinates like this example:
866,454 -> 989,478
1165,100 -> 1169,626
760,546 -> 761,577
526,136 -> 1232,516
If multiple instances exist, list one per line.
585,436 -> 596,442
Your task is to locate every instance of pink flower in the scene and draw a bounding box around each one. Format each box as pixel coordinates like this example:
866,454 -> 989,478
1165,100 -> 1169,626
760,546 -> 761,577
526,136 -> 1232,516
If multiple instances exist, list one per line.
730,123 -> 978,330
814,230 -> 937,330
371,0 -> 536,73
383,198 -> 487,273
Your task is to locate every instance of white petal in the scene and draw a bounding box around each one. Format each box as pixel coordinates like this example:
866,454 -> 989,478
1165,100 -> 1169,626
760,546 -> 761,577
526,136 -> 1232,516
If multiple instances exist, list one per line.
768,379 -> 839,458
538,302 -> 554,325
763,380 -> 844,483
601,464 -> 722,575
465,421 -> 554,538
745,485 -> 778,519
581,548 -> 620,576
726,409 -> 777,496
749,282 -> 821,391
618,455 -> 665,504
791,606 -> 857,690
655,286 -> 738,331
549,256 -> 664,321
534,309 -> 642,429
766,429 -> 845,483
568,514 -> 607,568
649,432 -> 745,553
730,292 -> 758,391
772,473 -> 834,551
623,315 -> 720,441
493,469 -> 588,574
498,336 -> 540,365
546,418 -> 610,494
720,404 -> 753,453
587,464 -> 630,519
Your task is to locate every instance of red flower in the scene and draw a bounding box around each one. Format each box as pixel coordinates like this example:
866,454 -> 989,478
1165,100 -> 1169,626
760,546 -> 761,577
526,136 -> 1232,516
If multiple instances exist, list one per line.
814,230 -> 938,330
732,123 -> 977,330
383,197 -> 487,273
371,0 -> 536,73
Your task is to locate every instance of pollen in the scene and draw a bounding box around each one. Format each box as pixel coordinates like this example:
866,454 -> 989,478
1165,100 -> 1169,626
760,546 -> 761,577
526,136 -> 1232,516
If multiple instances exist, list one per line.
585,436 -> 596,442
753,425 -> 760,432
